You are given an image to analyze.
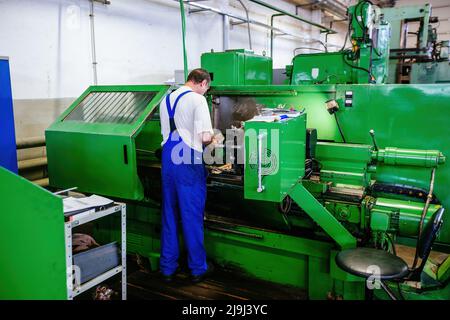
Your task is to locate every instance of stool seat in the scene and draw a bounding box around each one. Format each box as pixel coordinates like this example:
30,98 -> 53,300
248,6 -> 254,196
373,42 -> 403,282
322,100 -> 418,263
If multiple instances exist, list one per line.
336,248 -> 409,280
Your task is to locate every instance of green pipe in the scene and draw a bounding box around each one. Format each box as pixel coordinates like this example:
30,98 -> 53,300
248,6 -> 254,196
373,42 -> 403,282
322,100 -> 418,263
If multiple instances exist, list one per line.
248,0 -> 336,34
373,147 -> 446,168
179,0 -> 188,81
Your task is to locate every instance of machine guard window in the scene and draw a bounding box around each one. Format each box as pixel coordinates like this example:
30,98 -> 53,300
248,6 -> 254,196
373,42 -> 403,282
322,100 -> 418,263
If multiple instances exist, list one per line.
64,91 -> 157,124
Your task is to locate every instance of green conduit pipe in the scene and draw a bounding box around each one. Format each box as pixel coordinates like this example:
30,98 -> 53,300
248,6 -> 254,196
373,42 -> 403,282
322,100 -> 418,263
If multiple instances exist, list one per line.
179,0 -> 188,81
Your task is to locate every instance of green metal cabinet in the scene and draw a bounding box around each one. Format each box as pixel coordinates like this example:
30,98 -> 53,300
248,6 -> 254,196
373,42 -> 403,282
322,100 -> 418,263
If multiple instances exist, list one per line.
0,167 -> 67,299
244,114 -> 306,202
201,49 -> 273,86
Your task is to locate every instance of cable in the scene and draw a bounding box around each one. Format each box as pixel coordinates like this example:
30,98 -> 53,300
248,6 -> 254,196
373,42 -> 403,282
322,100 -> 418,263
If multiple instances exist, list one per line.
342,51 -> 375,82
353,0 -> 369,39
371,38 -> 381,57
412,167 -> 436,269
318,40 -> 328,53
334,113 -> 346,143
340,13 -> 353,52
386,233 -> 405,300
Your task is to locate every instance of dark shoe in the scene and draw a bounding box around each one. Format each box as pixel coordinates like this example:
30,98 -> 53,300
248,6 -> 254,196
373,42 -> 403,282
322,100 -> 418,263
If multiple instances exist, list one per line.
191,263 -> 214,284
161,273 -> 174,283
161,267 -> 180,283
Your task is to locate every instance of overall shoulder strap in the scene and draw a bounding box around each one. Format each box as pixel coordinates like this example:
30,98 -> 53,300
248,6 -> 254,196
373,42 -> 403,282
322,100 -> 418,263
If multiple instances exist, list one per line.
172,90 -> 192,116
166,90 -> 193,133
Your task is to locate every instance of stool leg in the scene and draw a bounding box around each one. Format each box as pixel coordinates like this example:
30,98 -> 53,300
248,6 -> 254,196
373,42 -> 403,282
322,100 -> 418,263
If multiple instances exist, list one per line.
380,281 -> 398,300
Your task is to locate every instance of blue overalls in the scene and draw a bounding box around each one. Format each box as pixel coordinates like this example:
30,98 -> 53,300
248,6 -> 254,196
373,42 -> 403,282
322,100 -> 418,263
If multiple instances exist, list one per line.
160,90 -> 208,277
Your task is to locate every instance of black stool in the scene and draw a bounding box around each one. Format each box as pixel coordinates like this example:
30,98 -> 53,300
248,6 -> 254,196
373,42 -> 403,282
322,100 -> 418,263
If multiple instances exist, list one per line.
335,208 -> 445,300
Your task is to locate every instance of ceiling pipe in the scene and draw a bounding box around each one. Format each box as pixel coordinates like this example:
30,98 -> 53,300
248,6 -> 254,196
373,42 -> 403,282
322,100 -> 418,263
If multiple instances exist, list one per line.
89,0 -> 98,85
179,1 -> 335,44
236,0 -> 253,50
296,0 -> 348,20
248,0 -> 336,34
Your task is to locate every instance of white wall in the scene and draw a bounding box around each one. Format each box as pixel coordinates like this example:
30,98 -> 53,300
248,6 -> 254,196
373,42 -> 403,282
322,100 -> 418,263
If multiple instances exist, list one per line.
0,0 -> 337,101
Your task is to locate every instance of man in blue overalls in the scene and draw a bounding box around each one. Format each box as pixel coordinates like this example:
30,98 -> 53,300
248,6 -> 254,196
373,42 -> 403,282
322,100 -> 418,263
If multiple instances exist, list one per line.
159,69 -> 214,283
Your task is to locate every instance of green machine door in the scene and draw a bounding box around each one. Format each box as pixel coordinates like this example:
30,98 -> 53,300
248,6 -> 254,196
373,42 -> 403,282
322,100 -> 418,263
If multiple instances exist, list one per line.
46,85 -> 170,200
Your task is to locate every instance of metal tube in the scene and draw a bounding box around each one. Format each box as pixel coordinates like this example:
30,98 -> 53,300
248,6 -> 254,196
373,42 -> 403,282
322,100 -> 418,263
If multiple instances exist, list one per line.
270,13 -> 285,59
237,0 -> 252,50
19,157 -> 47,169
89,0 -> 98,85
412,167 -> 436,269
18,157 -> 47,170
257,133 -> 266,193
179,0 -> 189,81
53,187 -> 78,195
223,15 -> 230,51
178,1 -> 327,44
16,136 -> 45,149
32,178 -> 49,188
248,0 -> 336,34
380,281 -> 398,300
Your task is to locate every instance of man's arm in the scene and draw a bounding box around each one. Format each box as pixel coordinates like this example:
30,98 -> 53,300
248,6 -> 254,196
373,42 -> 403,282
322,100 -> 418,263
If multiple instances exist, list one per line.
194,96 -> 215,145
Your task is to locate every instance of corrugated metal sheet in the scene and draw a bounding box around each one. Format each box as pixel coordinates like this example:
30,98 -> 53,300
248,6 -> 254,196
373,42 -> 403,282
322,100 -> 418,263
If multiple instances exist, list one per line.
64,91 -> 157,124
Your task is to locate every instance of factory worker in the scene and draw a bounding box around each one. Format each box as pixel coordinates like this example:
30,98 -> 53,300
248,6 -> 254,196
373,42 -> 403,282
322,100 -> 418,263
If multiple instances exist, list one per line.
159,68 -> 216,283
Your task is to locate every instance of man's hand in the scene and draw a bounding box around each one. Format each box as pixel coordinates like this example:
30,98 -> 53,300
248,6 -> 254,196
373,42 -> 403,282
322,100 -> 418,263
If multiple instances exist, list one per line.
201,132 -> 213,145
201,131 -> 224,146
211,132 -> 224,146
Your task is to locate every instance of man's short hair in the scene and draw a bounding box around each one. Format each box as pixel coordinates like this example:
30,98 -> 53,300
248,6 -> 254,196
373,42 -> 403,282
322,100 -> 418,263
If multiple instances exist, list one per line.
187,68 -> 211,85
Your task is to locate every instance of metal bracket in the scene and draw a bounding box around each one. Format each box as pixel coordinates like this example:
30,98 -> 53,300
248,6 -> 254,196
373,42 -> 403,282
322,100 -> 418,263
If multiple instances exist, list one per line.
288,183 -> 357,249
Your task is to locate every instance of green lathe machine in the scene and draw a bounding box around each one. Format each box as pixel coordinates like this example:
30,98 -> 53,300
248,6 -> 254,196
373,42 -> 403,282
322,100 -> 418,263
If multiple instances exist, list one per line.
46,0 -> 450,300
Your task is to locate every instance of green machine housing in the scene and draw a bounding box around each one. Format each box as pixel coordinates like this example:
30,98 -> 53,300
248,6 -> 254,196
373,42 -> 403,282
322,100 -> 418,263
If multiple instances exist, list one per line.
46,82 -> 450,300
201,49 -> 273,86
46,85 -> 170,201
44,0 -> 450,297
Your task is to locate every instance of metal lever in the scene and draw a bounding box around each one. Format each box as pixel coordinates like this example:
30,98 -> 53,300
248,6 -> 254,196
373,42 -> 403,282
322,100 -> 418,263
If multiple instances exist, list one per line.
369,129 -> 379,151
257,133 -> 266,193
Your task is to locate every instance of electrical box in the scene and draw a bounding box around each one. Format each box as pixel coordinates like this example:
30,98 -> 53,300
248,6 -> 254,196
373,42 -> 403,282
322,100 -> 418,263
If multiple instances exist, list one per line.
244,113 -> 306,202
201,49 -> 273,86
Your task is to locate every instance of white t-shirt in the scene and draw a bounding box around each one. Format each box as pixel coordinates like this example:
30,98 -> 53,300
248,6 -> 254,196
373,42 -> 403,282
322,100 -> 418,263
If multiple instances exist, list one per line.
160,86 -> 213,152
